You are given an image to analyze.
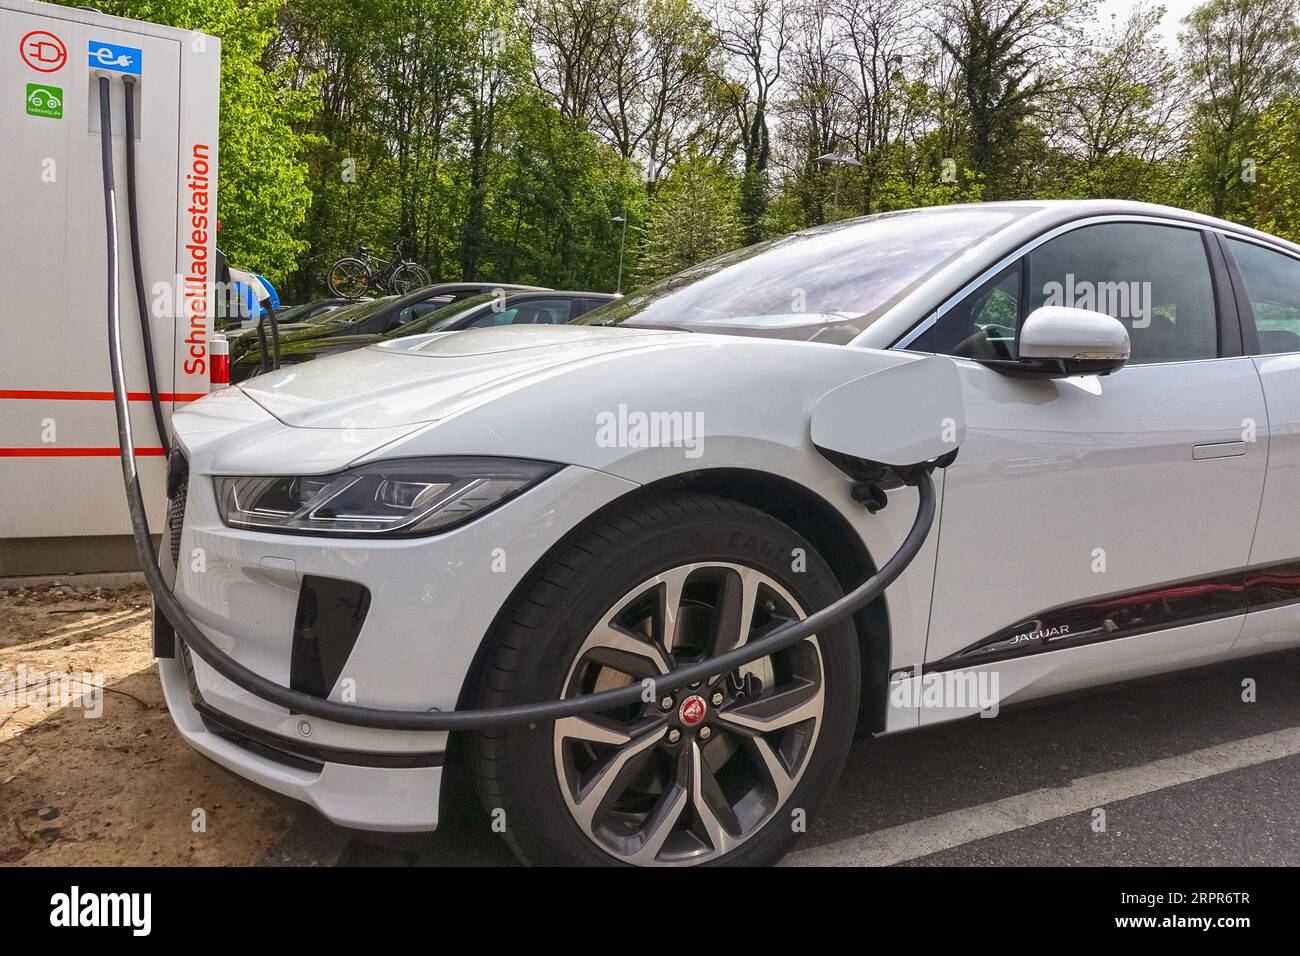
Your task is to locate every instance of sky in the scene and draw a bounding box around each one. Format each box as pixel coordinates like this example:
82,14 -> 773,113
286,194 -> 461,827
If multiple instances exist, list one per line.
1094,0 -> 1204,51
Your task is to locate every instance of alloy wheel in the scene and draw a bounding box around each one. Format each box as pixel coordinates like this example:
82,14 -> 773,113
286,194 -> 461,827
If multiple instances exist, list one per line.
552,562 -> 825,865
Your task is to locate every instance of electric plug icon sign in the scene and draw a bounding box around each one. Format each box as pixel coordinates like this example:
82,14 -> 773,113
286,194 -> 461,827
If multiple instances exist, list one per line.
20,31 -> 67,73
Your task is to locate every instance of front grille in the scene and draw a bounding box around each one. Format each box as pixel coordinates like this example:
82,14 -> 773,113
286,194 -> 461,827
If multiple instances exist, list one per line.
165,450 -> 189,567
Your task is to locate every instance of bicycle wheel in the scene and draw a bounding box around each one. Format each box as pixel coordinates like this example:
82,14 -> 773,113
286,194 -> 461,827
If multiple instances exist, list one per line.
389,262 -> 430,294
327,258 -> 370,298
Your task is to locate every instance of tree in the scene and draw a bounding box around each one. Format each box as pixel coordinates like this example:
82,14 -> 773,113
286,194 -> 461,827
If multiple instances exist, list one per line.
777,0 -> 853,224
529,0 -> 622,124
1180,0 -> 1300,218
1245,98 -> 1300,242
832,0 -> 926,210
714,0 -> 794,242
459,1 -> 526,278
1049,4 -> 1184,200
635,158 -> 743,283
1055,6 -> 1182,163
592,0 -> 730,187
936,0 -> 1080,199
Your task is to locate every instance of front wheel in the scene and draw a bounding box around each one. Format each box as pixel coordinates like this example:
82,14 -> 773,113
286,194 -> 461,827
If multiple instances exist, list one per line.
326,257 -> 370,298
471,493 -> 861,866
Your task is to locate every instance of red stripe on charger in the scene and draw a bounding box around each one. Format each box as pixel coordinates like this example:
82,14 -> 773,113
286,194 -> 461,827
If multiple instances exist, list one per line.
0,447 -> 167,458
0,389 -> 206,402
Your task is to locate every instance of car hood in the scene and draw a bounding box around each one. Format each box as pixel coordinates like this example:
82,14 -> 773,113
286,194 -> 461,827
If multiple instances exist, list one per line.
237,325 -> 688,428
235,332 -> 378,364
227,320 -> 316,336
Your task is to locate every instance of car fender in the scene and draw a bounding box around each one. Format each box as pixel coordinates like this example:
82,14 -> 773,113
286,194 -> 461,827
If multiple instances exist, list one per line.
362,336 -> 960,681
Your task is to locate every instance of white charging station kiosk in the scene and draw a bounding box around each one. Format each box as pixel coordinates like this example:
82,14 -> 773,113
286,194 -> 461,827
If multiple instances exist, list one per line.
0,0 -> 219,575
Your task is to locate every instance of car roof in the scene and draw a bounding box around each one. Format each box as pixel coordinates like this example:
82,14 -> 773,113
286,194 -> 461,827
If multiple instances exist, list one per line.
499,290 -> 615,299
372,282 -> 546,311
934,199 -> 1300,253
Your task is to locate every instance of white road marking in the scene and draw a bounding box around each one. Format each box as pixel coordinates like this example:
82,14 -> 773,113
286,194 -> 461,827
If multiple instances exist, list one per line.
784,725 -> 1300,867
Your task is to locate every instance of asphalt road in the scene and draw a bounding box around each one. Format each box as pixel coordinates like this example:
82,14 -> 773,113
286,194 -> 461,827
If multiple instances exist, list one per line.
274,649 -> 1300,867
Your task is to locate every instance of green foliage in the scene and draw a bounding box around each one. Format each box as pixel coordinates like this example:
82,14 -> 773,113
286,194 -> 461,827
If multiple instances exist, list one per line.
635,158 -> 743,285
59,0 -> 1300,297
1180,0 -> 1300,218
1245,99 -> 1300,243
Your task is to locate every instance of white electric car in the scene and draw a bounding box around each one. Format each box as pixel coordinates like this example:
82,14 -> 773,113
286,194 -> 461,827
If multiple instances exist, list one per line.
156,200 -> 1300,866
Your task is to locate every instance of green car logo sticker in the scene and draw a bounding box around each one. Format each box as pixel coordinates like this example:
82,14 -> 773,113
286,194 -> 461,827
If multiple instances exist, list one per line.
26,83 -> 62,119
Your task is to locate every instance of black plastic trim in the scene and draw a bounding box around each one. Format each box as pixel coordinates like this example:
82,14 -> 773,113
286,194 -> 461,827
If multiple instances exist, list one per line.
290,576 -> 371,700
181,645 -> 445,770
1211,231 -> 1258,355
928,558 -> 1300,672
1203,228 -> 1244,358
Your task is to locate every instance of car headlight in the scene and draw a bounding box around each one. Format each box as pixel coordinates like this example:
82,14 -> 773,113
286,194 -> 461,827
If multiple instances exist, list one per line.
213,457 -> 560,537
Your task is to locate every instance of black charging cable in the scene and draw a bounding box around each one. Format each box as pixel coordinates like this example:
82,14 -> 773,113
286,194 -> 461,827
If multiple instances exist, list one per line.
120,74 -> 170,456
99,74 -> 941,731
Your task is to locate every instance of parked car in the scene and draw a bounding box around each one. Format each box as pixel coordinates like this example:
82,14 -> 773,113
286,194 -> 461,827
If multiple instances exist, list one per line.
231,290 -> 614,381
162,200 -> 1300,867
267,297 -> 352,325
223,297 -> 352,351
294,282 -> 548,338
228,283 -> 544,362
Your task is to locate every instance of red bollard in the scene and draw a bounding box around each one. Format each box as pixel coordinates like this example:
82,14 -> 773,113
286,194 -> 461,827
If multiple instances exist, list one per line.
209,333 -> 229,391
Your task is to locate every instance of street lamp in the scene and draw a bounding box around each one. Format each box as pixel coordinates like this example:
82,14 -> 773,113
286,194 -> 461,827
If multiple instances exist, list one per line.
610,214 -> 627,295
814,152 -> 861,223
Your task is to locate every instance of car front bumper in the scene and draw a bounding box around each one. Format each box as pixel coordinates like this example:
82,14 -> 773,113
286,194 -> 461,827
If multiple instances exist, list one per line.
157,421 -> 639,831
158,646 -> 447,831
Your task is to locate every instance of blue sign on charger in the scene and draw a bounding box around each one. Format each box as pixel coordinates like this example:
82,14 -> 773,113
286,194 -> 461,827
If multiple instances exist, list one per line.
88,41 -> 142,75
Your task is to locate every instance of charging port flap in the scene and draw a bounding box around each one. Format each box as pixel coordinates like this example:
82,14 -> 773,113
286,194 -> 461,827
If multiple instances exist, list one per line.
810,354 -> 966,467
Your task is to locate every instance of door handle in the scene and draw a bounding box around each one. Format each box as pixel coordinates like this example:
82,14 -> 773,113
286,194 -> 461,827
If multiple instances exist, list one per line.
1192,441 -> 1248,460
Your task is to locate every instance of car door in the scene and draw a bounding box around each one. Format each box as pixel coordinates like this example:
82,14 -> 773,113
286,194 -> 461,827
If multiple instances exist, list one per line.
904,218 -> 1268,720
1219,235 -> 1300,654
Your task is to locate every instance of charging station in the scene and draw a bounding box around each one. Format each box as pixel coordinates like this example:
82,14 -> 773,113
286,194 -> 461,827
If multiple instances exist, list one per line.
0,0 -> 218,575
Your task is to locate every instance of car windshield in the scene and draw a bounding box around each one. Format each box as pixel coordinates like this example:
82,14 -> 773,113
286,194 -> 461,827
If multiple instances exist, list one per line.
575,207 -> 1030,343
382,293 -> 498,338
291,302 -> 347,323
268,301 -> 318,324
314,296 -> 395,326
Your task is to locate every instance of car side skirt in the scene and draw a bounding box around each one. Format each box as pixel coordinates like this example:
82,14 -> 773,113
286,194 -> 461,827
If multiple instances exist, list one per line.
928,558 -> 1300,672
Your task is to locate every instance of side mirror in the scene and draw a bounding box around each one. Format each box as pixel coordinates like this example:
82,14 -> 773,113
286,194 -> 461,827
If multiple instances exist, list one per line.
991,306 -> 1130,378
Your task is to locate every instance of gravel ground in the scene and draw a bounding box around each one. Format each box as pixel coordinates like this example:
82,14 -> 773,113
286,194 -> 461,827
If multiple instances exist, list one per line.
0,582 -> 293,866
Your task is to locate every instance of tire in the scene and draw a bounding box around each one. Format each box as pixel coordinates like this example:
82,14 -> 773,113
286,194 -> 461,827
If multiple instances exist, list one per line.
471,493 -> 861,866
390,262 -> 430,294
326,257 -> 370,298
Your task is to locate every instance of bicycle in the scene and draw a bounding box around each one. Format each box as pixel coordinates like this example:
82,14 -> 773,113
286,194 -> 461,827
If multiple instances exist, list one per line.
326,239 -> 431,298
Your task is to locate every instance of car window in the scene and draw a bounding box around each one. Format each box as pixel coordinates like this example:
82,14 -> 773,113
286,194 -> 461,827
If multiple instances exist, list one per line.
395,299 -> 450,327
1028,223 -> 1218,364
317,296 -> 394,327
469,299 -> 574,328
303,303 -> 343,321
574,207 -> 1033,343
1227,238 -> 1300,355
911,263 -> 1021,359
383,293 -> 499,337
